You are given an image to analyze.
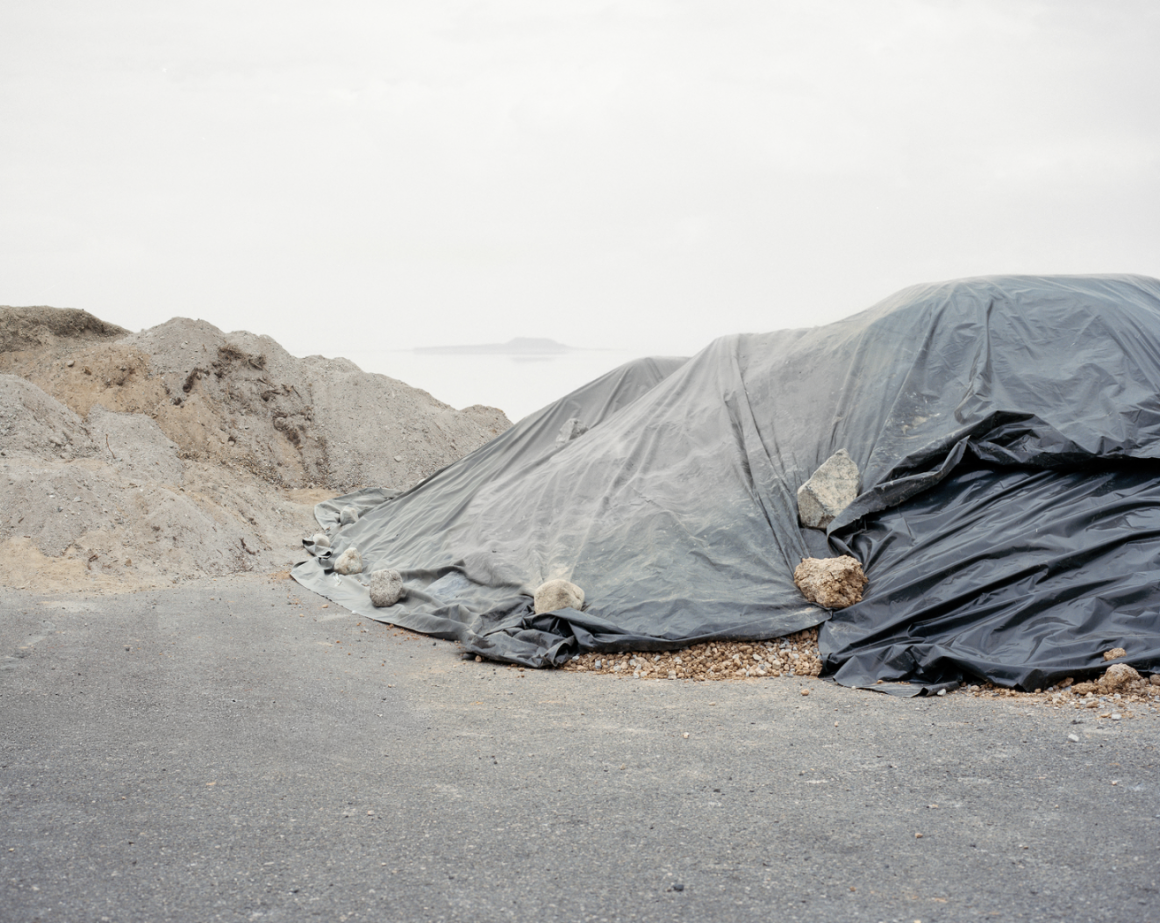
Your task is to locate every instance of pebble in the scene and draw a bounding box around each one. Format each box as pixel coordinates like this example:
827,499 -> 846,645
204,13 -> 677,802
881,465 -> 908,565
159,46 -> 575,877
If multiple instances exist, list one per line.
1067,733 -> 1080,743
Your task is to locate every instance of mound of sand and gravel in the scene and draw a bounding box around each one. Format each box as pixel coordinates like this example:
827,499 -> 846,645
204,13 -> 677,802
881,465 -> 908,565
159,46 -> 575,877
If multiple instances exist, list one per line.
0,305 -> 510,593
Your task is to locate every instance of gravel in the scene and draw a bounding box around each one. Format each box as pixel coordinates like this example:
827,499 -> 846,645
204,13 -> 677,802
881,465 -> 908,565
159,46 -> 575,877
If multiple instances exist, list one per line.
560,629 -> 1160,717
560,627 -> 824,682
954,676 -> 1160,719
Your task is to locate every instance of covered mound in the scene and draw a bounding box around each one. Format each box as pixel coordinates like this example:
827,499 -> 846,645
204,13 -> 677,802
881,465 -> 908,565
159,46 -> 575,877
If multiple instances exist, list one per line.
292,275 -> 1160,691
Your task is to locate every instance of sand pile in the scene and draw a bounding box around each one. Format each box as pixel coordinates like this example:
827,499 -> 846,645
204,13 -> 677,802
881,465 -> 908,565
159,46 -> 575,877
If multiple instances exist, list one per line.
0,306 -> 510,592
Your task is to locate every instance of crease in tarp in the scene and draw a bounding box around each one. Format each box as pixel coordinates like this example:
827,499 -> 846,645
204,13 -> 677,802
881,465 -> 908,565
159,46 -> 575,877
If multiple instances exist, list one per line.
293,274 -> 1160,692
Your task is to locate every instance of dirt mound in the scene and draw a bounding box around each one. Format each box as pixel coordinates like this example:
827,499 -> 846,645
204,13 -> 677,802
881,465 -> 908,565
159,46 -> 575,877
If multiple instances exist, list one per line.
0,305 -> 127,353
7,313 -> 508,492
0,306 -> 511,592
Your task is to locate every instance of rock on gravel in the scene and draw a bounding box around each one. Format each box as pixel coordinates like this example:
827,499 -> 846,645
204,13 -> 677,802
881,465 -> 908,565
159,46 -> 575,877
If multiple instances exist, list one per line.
797,448 -> 860,529
1100,662 -> 1140,691
369,568 -> 404,607
534,579 -> 585,614
794,555 -> 868,609
333,547 -> 363,575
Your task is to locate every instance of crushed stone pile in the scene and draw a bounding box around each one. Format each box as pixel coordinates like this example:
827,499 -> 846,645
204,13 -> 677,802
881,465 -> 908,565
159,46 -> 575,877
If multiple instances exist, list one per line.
0,305 -> 510,592
560,628 -> 824,681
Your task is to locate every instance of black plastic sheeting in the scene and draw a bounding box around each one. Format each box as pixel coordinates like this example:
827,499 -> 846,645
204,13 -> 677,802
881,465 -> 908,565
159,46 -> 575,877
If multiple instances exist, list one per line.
293,274 -> 1160,693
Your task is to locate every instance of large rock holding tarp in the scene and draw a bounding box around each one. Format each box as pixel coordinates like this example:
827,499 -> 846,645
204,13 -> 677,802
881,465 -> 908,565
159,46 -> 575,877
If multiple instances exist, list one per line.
797,449 -> 860,529
534,579 -> 585,614
555,418 -> 588,447
794,556 -> 868,609
370,568 -> 404,607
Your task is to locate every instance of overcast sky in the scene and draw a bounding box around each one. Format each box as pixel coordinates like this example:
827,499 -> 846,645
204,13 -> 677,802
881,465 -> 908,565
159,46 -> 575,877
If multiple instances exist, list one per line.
4,0 -> 1159,366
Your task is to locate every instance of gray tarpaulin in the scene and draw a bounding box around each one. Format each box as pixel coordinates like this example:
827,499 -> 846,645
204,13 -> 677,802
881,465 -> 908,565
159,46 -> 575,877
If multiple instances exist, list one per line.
293,275 -> 1160,692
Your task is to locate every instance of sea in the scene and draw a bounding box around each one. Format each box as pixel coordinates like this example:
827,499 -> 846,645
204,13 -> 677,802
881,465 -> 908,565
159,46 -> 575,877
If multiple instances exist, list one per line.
342,347 -> 661,424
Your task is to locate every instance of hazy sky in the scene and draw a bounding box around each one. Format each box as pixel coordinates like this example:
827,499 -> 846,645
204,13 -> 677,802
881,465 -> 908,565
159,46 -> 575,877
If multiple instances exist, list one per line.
4,0 -> 1159,366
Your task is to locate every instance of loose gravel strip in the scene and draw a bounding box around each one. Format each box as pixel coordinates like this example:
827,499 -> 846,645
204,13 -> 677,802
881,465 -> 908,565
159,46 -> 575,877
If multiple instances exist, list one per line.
953,679 -> 1160,719
556,629 -> 1160,720
559,628 -> 823,681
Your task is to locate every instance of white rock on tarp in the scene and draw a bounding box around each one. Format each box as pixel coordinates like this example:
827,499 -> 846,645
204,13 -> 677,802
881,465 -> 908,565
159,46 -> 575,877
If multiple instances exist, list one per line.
797,449 -> 861,530
340,506 -> 359,526
793,555 -> 868,609
333,547 -> 363,575
534,579 -> 585,614
369,569 -> 404,607
555,418 -> 589,447
312,533 -> 331,548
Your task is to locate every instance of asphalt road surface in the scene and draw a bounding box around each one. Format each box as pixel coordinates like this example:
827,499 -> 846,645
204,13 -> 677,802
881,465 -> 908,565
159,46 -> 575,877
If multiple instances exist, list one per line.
2,575 -> 1158,923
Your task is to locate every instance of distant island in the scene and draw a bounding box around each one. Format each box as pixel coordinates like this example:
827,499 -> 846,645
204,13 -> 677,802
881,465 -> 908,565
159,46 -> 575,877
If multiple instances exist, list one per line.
413,337 -> 576,356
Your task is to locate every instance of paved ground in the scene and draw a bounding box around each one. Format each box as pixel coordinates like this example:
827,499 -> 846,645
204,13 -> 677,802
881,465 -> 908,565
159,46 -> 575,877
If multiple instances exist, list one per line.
2,575 -> 1158,923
